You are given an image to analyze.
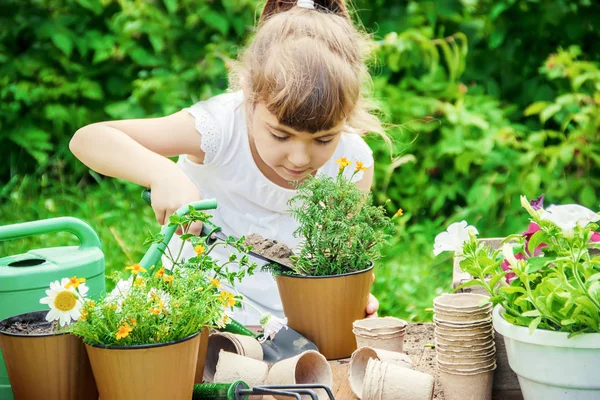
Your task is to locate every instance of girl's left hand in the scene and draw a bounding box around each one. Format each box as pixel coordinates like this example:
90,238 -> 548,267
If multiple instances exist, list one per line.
366,293 -> 379,318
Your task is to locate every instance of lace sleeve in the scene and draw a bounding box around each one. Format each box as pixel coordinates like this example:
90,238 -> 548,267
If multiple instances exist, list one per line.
185,101 -> 223,167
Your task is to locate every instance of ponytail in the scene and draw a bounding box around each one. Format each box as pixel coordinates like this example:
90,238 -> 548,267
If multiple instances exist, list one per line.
260,0 -> 350,24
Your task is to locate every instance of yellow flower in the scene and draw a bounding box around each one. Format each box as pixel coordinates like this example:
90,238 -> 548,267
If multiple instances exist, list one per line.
125,263 -> 147,275
194,245 -> 205,255
65,276 -> 86,289
80,309 -> 88,321
116,323 -> 133,340
155,267 -> 165,278
211,278 -> 222,289
355,161 -> 368,172
219,291 -> 237,308
163,275 -> 174,284
335,157 -> 352,170
133,277 -> 145,287
130,318 -> 137,327
394,208 -> 404,218
216,314 -> 231,328
149,307 -> 162,315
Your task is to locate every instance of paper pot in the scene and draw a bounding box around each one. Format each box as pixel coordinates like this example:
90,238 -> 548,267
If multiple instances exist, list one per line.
434,310 -> 492,323
433,293 -> 492,311
266,350 -> 333,400
276,265 -> 373,360
435,325 -> 494,337
214,350 -> 268,387
436,351 -> 496,364
354,329 -> 405,352
434,316 -> 492,328
439,369 -> 495,400
353,317 -> 408,335
437,360 -> 497,374
435,335 -> 494,347
0,311 -> 98,400
364,358 -> 434,400
347,346 -> 413,397
204,332 -> 264,382
86,331 -> 200,400
435,340 -> 495,353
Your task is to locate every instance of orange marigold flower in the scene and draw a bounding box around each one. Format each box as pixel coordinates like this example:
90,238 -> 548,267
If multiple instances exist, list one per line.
355,161 -> 368,172
130,318 -> 137,327
394,208 -> 404,218
80,309 -> 88,321
149,307 -> 162,316
335,157 -> 352,170
116,323 -> 133,340
194,245 -> 205,255
125,263 -> 147,275
219,291 -> 237,308
155,267 -> 165,278
211,278 -> 222,289
163,275 -> 174,284
133,277 -> 145,287
65,276 -> 86,289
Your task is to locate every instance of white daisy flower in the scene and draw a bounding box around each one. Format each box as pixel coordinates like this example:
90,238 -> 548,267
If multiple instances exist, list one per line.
147,288 -> 171,310
39,279 -> 85,327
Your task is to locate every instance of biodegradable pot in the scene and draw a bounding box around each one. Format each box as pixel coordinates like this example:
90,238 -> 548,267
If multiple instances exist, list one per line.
86,331 -> 200,400
347,346 -> 413,398
204,332 -> 264,382
439,369 -> 495,400
437,354 -> 496,368
353,329 -> 406,352
353,317 -> 408,335
434,317 -> 492,328
275,264 -> 373,360
435,335 -> 494,347
266,350 -> 333,400
437,362 -> 497,374
493,305 -> 600,399
214,350 -> 269,387
0,311 -> 98,400
433,293 -> 492,311
435,340 -> 495,353
435,325 -> 494,337
434,311 -> 492,323
364,358 -> 434,400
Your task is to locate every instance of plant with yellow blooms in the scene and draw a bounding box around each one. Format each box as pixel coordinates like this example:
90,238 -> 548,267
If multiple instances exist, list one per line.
284,158 -> 395,276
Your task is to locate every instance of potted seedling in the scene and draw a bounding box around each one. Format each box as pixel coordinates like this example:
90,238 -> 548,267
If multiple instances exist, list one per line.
434,195 -> 600,399
272,158 -> 397,360
70,200 -> 257,400
0,277 -> 97,400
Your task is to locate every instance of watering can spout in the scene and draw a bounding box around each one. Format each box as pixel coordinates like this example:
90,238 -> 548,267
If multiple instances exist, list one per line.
138,198 -> 218,270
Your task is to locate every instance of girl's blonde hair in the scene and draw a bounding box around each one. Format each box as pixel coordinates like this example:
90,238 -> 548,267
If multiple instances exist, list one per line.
230,0 -> 385,138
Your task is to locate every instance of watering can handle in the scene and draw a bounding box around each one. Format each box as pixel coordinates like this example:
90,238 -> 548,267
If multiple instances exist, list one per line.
0,217 -> 101,249
138,197 -> 218,270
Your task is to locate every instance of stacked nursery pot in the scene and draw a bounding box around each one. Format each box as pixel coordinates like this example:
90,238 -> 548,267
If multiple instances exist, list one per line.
352,317 -> 407,352
433,293 -> 496,400
362,358 -> 434,400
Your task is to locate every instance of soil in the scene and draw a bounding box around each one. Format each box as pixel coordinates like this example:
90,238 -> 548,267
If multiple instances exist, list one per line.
244,233 -> 294,266
404,323 -> 445,399
3,320 -> 58,335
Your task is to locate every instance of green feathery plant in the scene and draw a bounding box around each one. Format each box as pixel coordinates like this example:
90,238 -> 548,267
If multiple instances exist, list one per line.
285,158 -> 397,277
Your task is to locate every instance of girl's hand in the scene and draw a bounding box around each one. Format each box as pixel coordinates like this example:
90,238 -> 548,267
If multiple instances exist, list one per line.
366,272 -> 379,318
366,293 -> 379,318
150,168 -> 203,235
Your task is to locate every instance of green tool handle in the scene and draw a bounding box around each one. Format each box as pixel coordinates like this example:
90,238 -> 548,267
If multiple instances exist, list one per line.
141,189 -> 221,245
138,197 -> 218,270
193,381 -> 249,400
0,217 -> 101,250
223,319 -> 258,338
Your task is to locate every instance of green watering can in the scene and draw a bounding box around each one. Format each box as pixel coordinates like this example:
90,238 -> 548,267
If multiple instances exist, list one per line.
0,217 -> 106,400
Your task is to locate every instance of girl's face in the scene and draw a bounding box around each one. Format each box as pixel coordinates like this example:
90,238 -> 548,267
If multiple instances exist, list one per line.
249,103 -> 345,182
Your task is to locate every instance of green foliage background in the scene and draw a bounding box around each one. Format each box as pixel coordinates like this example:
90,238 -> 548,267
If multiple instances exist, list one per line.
1,0 -> 599,321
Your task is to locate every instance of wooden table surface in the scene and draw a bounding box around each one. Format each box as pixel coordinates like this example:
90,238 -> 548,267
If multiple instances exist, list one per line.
262,323 -> 522,400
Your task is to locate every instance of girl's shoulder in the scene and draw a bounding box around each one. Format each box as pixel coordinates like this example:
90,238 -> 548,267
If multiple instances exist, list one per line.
184,91 -> 245,168
320,132 -> 374,183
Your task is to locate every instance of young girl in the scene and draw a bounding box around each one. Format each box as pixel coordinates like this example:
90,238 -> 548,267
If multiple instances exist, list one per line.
70,0 -> 385,324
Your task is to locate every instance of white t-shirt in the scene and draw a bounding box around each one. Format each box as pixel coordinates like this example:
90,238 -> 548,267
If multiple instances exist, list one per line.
166,90 -> 374,324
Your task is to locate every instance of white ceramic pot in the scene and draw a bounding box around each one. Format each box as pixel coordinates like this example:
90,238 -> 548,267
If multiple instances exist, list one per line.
493,305 -> 600,400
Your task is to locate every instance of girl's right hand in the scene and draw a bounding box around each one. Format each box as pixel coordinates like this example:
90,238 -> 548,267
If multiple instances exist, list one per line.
150,169 -> 204,236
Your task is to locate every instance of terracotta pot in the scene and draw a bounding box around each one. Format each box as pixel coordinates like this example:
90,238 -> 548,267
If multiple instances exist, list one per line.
86,331 -> 200,400
348,346 -> 413,398
0,311 -> 97,400
439,369 -> 495,400
204,332 -> 264,382
195,328 -> 210,384
266,350 -> 333,400
275,265 -> 373,360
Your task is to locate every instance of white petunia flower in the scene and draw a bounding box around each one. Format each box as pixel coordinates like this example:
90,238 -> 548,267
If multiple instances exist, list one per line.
433,221 -> 479,256
259,314 -> 288,343
105,278 -> 133,311
541,204 -> 600,237
502,243 -> 519,268
39,280 -> 85,327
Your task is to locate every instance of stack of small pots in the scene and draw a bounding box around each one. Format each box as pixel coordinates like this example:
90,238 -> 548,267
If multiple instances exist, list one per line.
352,317 -> 407,352
433,293 -> 496,400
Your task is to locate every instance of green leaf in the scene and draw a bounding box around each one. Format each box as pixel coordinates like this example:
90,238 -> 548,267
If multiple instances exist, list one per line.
527,230 -> 548,256
203,11 -> 229,35
540,104 -> 561,124
522,310 -> 542,317
529,316 -> 542,334
163,0 -> 178,13
501,286 -> 526,294
51,33 -> 73,57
